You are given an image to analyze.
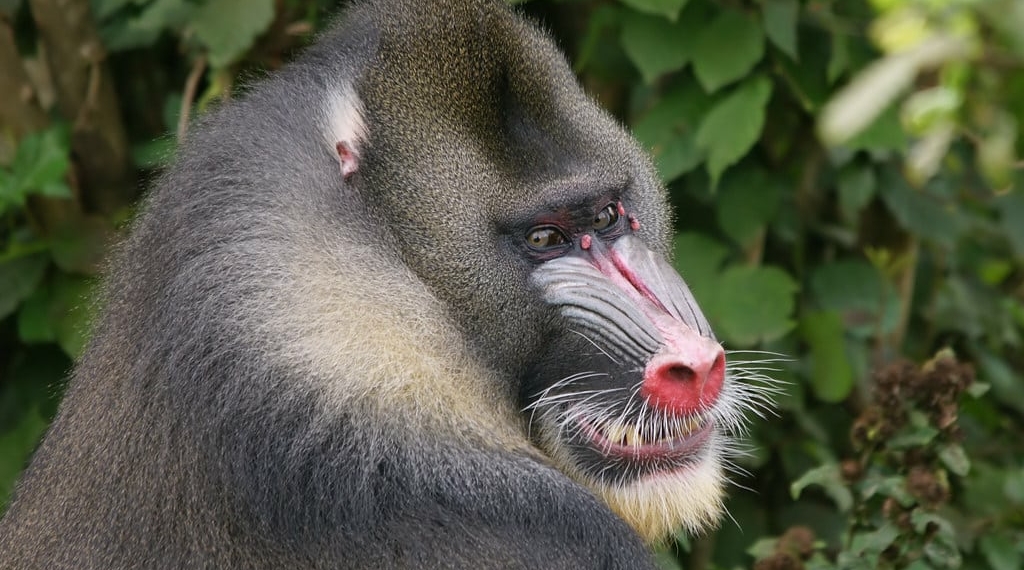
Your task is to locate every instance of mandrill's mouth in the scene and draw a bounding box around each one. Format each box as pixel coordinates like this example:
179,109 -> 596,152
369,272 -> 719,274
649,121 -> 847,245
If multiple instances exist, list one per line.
546,402 -> 719,484
580,414 -> 711,460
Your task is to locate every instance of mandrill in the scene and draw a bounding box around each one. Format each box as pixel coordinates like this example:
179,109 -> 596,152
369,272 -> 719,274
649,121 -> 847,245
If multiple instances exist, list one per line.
0,0 -> 773,568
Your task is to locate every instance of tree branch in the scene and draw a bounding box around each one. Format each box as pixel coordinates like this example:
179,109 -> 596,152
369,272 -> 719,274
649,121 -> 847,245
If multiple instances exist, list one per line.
29,0 -> 135,215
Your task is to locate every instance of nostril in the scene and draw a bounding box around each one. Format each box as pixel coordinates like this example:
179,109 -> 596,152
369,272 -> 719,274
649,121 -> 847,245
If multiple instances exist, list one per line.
664,365 -> 695,384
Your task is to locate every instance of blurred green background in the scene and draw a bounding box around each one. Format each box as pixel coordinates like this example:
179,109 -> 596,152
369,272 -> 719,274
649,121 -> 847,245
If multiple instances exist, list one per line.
2,0 -> 1023,568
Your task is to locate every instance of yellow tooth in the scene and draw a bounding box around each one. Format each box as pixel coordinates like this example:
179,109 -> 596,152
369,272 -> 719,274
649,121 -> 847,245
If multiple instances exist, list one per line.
624,429 -> 641,447
676,420 -> 689,436
605,423 -> 627,444
666,421 -> 680,439
681,416 -> 702,434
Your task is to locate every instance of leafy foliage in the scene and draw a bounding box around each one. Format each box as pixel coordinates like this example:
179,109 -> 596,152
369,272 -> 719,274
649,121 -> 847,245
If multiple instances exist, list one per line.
2,0 -> 1023,568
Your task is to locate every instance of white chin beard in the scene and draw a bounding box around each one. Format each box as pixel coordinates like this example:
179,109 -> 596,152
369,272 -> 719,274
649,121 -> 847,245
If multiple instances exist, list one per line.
544,435 -> 729,540
592,451 -> 726,544
539,420 -> 730,544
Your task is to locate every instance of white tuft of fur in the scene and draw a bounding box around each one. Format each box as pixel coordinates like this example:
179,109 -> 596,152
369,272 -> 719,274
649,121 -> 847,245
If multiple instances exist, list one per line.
597,452 -> 726,543
322,85 -> 367,156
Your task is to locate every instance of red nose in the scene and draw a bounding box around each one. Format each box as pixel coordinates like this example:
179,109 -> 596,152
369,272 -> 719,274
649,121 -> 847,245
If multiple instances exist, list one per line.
640,339 -> 725,415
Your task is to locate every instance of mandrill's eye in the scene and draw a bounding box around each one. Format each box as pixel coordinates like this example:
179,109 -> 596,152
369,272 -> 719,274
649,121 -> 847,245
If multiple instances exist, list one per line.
592,203 -> 619,232
526,226 -> 570,251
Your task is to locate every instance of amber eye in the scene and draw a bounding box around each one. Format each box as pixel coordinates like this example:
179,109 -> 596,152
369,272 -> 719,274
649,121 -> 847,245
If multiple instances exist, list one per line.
593,203 -> 619,231
526,226 -> 569,250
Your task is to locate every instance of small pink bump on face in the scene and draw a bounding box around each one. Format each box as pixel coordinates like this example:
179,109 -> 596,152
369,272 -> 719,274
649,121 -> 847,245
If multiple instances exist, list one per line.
628,215 -> 640,231
581,234 -> 592,250
640,340 -> 725,415
616,201 -> 627,217
336,141 -> 359,178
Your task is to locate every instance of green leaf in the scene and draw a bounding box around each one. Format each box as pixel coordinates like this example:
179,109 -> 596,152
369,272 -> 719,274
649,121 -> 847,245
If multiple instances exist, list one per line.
799,311 -> 854,403
46,274 -> 96,359
834,551 -> 876,570
975,347 -> 1024,416
92,0 -> 141,20
0,407 -> 48,509
888,424 -> 939,449
691,9 -> 765,93
632,79 -> 712,181
962,464 -> 1008,517
714,264 -> 798,346
811,260 -> 884,313
620,11 -> 696,83
860,474 -> 916,506
133,137 -> 177,170
917,513 -> 961,569
791,464 -> 853,511
911,512 -> 955,538
818,46 -> 922,147
6,345 -> 72,424
0,170 -> 14,215
809,260 -> 898,337
17,285 -> 56,344
0,254 -> 49,320
979,533 -> 1021,570
618,0 -> 689,21
49,215 -> 114,275
938,444 -> 970,477
773,30 -> 832,112
996,191 -> 1024,261
966,381 -> 990,398
17,131 -> 69,193
1005,468 -> 1024,503
101,0 -> 195,52
671,232 -> 730,307
977,113 -> 1017,190
746,537 -> 778,560
696,76 -> 772,186
17,274 -> 95,353
716,168 -> 782,248
2,127 -> 71,206
653,547 -> 685,570
837,163 -> 876,224
847,524 -> 900,559
190,0 -> 276,68
652,135 -> 702,183
828,31 -> 850,83
762,0 -> 798,60
878,168 -> 961,248
842,104 -> 908,152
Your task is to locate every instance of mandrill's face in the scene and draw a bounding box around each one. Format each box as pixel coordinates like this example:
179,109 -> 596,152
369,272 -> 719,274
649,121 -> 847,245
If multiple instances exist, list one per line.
518,200 -> 772,542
